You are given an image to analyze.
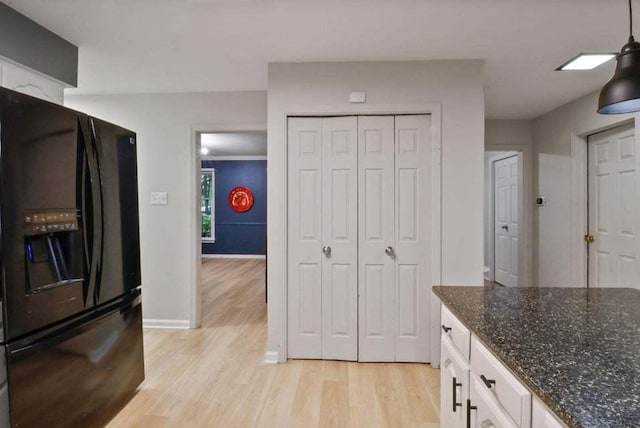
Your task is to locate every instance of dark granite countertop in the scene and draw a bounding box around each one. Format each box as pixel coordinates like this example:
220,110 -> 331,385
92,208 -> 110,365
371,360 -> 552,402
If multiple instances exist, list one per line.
432,286 -> 640,428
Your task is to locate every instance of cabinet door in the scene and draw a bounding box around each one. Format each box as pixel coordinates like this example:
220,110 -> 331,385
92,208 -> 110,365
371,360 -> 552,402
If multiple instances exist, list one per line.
469,377 -> 518,428
358,116 -> 396,361
395,115 -> 432,362
441,336 -> 469,428
321,116 -> 358,361
1,60 -> 64,105
287,118 -> 323,358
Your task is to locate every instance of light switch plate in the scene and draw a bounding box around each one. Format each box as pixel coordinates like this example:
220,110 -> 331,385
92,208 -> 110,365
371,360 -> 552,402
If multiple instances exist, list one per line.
151,192 -> 168,205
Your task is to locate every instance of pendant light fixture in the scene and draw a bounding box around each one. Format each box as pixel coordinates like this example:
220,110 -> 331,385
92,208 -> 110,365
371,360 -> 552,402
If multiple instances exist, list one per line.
598,0 -> 640,114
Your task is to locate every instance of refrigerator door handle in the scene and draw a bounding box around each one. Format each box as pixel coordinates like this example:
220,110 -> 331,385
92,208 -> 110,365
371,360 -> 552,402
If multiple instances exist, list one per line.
80,118 -> 101,306
89,118 -> 105,303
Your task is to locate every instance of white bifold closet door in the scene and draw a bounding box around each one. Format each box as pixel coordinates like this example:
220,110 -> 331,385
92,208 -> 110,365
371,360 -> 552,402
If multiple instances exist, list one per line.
288,115 -> 430,363
359,115 -> 431,362
287,116 -> 358,361
321,117 -> 358,360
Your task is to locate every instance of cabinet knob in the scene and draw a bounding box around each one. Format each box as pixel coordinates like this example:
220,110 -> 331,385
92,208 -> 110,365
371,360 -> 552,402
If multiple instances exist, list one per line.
322,245 -> 332,256
480,374 -> 496,389
441,325 -> 452,333
385,246 -> 395,257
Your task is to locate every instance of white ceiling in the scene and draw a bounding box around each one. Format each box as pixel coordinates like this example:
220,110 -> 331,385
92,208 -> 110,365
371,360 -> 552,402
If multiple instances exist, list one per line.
201,132 -> 267,156
5,0 -> 629,119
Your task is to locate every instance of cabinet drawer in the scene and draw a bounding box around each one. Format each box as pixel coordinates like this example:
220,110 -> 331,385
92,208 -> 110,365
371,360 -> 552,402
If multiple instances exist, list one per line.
470,336 -> 531,427
441,304 -> 470,361
469,376 -> 518,428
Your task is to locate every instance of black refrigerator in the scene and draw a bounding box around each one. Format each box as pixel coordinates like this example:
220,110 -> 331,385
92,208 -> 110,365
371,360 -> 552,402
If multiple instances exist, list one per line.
0,87 -> 144,427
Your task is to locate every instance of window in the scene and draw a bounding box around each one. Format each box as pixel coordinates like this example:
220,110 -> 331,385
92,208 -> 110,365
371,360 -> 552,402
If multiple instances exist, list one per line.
201,168 -> 215,241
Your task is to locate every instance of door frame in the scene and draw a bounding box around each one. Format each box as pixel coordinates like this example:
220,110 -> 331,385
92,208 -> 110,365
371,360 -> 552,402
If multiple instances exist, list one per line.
569,118 -> 637,287
485,144 -> 532,286
188,122 -> 267,329
278,104 -> 442,365
487,152 -> 521,286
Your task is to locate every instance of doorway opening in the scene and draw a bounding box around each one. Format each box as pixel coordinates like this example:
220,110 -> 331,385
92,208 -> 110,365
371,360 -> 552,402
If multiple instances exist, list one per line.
484,150 -> 523,287
197,131 -> 267,326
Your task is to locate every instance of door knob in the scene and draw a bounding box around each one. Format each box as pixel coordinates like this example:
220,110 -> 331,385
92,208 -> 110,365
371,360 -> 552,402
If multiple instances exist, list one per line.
322,245 -> 332,256
584,235 -> 595,244
385,246 -> 395,257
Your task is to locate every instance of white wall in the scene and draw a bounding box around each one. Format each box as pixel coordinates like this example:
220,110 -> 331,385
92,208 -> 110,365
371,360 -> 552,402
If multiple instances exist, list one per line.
65,91 -> 267,324
486,120 -> 533,148
267,61 -> 485,362
532,90 -> 637,286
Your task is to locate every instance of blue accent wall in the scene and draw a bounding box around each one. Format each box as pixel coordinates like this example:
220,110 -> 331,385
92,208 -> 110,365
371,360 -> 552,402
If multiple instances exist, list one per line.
201,160 -> 266,255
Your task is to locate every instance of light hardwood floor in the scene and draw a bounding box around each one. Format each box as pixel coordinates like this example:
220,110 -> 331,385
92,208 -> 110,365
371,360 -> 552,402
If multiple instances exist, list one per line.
107,258 -> 441,428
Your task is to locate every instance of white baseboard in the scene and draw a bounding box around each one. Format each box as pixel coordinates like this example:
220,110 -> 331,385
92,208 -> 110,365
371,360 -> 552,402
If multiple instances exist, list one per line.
143,319 -> 191,329
264,351 -> 280,364
202,254 -> 266,259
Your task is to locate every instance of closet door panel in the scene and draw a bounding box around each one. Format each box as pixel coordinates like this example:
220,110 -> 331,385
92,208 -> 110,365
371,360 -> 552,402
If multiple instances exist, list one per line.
287,118 -> 323,359
358,116 -> 396,362
322,116 -> 358,361
395,115 -> 431,362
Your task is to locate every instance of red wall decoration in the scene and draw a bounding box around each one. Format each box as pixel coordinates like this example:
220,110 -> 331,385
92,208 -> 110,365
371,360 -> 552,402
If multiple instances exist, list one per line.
228,186 -> 254,213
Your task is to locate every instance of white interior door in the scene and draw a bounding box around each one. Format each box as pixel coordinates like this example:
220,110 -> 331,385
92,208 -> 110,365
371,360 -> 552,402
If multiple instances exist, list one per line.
287,118 -> 323,358
394,115 -> 431,362
287,115 -> 431,362
358,116 -> 395,362
494,155 -> 519,287
588,124 -> 640,288
321,117 -> 358,360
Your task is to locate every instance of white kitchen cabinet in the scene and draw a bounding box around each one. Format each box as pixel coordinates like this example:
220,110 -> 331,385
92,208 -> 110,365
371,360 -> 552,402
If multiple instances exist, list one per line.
441,303 -> 539,428
0,59 -> 64,105
470,336 -> 531,427
441,304 -> 471,360
441,335 -> 470,428
469,376 -> 518,428
531,397 -> 568,428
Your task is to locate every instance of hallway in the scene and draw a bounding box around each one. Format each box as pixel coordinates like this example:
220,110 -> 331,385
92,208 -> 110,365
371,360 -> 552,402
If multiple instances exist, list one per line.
107,258 -> 440,427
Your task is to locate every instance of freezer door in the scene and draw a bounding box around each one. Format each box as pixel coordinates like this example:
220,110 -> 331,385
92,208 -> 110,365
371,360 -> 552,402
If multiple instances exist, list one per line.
89,118 -> 141,306
6,294 -> 144,428
0,88 -> 95,340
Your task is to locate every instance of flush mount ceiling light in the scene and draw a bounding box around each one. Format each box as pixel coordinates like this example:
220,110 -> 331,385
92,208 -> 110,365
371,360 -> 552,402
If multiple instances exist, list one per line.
599,0 -> 640,114
557,54 -> 616,71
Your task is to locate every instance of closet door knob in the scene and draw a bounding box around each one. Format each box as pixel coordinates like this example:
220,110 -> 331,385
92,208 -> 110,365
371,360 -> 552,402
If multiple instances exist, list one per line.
385,246 -> 395,257
322,245 -> 332,256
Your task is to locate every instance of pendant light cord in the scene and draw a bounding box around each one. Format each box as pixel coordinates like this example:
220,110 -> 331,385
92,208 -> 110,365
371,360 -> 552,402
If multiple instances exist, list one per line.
630,0 -> 635,41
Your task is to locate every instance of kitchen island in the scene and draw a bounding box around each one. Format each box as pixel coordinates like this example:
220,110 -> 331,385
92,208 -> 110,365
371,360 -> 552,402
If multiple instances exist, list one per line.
432,286 -> 640,428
